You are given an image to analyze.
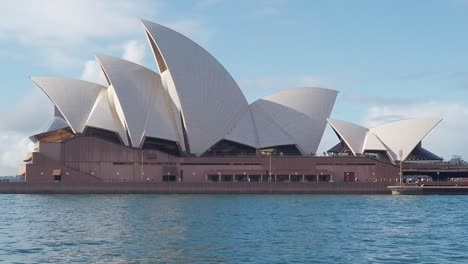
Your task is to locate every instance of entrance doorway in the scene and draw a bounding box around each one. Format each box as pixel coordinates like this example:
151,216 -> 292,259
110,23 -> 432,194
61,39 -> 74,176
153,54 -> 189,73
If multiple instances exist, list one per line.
344,172 -> 355,182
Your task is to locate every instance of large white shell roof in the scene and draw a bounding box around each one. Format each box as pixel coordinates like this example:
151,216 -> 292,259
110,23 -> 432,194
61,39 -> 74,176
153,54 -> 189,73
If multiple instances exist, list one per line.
96,54 -> 182,148
252,88 -> 338,154
141,20 -> 249,155
328,118 -> 442,161
32,77 -> 105,134
32,19 -> 341,156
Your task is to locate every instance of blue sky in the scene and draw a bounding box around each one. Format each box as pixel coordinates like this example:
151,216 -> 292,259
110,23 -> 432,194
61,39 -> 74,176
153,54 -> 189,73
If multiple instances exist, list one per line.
1,0 -> 468,175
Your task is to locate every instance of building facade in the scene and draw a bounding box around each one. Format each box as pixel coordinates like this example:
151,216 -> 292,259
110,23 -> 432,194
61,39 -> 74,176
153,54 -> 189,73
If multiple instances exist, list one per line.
19,19 -> 451,183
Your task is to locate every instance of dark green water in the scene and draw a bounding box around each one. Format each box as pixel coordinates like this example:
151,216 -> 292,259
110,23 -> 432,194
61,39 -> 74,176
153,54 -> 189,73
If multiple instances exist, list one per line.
0,194 -> 467,263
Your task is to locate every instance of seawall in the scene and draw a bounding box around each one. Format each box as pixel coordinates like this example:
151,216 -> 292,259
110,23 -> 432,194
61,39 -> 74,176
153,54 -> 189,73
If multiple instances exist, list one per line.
0,182 -> 391,194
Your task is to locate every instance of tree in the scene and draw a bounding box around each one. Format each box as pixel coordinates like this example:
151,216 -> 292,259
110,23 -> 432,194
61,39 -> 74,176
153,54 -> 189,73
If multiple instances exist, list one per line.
449,155 -> 467,165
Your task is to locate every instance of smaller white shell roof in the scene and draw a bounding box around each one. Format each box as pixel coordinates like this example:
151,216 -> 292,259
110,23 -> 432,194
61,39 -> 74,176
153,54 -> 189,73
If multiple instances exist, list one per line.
328,118 -> 442,161
327,119 -> 368,155
86,88 -> 129,145
254,88 -> 338,154
32,77 -> 105,134
262,87 -> 338,120
250,105 -> 294,148
370,118 -> 442,161
224,109 -> 258,148
363,132 -> 386,151
96,54 -> 182,148
45,116 -> 69,132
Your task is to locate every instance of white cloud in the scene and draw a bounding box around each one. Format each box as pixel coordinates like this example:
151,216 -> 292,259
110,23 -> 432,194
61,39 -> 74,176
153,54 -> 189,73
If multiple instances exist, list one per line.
343,93 -> 415,105
40,48 -> 83,71
122,40 -> 146,65
166,19 -> 214,45
0,135 -> 34,175
241,75 -> 334,92
0,88 -> 52,134
363,101 -> 468,160
0,1 -> 217,175
0,0 -> 159,72
80,60 -> 107,85
0,0 -> 156,46
0,88 -> 52,175
80,39 -> 147,84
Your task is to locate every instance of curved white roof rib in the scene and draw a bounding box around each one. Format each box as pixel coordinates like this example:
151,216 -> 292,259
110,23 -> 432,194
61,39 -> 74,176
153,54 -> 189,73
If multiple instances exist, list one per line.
32,77 -> 104,134
45,106 -> 68,132
250,105 -> 295,149
327,119 -> 368,155
86,88 -> 129,146
370,118 -> 442,161
141,20 -> 249,155
363,132 -> 386,151
253,88 -> 338,154
45,117 -> 69,132
224,109 -> 259,148
96,54 -> 183,149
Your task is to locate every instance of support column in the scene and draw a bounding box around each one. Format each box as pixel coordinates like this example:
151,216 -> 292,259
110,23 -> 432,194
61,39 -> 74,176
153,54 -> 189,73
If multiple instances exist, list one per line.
288,174 -> 291,182
316,174 -> 319,182
233,174 -> 235,182
302,175 -> 305,182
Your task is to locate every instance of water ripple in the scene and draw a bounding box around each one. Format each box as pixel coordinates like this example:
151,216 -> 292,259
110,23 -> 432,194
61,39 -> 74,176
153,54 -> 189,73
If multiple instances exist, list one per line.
0,194 -> 467,263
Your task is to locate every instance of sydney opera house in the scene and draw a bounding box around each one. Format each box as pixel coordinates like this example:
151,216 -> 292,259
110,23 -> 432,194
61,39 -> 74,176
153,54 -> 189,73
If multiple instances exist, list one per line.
19,20 -> 454,184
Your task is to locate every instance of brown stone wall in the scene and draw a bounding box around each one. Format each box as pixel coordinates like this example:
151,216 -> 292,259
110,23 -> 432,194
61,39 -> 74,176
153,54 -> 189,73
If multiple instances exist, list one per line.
26,152 -> 101,183
0,182 -> 392,194
26,136 -> 400,184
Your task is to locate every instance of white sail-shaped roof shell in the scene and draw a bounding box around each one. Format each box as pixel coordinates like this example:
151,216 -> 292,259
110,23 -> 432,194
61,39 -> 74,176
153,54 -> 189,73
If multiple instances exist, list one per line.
223,109 -> 259,148
328,118 -> 442,161
327,119 -> 368,155
96,54 -> 182,149
363,132 -> 386,151
86,88 -> 129,146
31,20 -> 342,156
32,77 -> 104,134
370,118 -> 442,161
252,88 -> 337,154
141,20 -> 249,155
250,106 -> 294,148
45,116 -> 69,132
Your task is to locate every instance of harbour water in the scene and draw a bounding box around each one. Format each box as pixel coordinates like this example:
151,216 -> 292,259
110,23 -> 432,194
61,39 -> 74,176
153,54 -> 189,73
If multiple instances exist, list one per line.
0,194 -> 467,263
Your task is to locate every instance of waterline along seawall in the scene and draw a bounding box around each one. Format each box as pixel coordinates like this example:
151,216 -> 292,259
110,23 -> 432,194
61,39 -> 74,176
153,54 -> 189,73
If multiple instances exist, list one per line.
0,182 -> 391,194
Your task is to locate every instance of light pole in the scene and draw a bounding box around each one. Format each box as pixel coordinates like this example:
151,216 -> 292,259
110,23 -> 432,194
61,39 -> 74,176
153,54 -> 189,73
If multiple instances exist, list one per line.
269,152 -> 272,182
141,150 -> 144,182
260,148 -> 274,182
399,149 -> 403,186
